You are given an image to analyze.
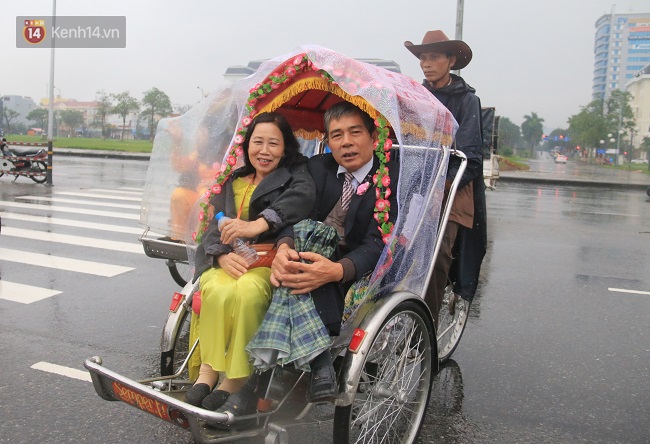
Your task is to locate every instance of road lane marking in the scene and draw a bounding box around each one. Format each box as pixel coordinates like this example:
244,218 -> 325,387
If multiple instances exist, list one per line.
31,362 -> 91,382
0,281 -> 61,304
118,187 -> 143,192
608,288 -> 650,296
2,227 -> 143,254
581,212 -> 640,217
16,195 -> 140,210
53,191 -> 141,201
0,248 -> 134,276
0,200 -> 139,220
89,188 -> 142,196
0,212 -> 142,234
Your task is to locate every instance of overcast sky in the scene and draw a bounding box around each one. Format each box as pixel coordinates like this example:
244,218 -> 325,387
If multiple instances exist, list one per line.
1,0 -> 648,130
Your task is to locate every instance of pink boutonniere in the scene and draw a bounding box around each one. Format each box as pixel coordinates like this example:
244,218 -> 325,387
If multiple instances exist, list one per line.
356,182 -> 370,196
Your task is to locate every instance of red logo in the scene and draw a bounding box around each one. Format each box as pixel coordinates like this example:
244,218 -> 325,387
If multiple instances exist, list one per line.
23,19 -> 46,44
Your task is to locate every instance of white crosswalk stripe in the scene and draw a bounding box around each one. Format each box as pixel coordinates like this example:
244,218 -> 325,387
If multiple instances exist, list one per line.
0,281 -> 62,304
0,200 -> 139,220
0,186 -> 146,304
15,195 -> 141,210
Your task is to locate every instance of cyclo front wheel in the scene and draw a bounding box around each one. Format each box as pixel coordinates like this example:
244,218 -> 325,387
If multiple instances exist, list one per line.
436,286 -> 470,363
160,303 -> 192,379
333,300 -> 434,444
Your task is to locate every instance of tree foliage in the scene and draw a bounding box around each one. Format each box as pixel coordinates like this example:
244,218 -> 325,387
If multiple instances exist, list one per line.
111,91 -> 139,140
141,87 -> 172,141
93,90 -> 113,139
27,108 -> 49,130
59,109 -> 84,136
2,108 -> 20,130
521,112 -> 545,155
497,117 -> 521,151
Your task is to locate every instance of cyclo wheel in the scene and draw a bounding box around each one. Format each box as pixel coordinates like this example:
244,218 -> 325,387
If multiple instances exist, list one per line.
436,286 -> 470,363
166,259 -> 190,287
333,300 -> 434,444
160,302 -> 192,378
30,161 -> 47,184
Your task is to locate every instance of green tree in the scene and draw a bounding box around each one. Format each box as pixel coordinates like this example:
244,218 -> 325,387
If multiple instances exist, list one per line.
93,90 -> 113,139
27,108 -> 49,131
521,112 -> 545,156
496,117 -> 521,152
605,90 -> 635,139
141,87 -> 172,141
59,109 -> 84,136
2,108 -> 20,132
111,91 -> 139,140
567,99 -> 608,149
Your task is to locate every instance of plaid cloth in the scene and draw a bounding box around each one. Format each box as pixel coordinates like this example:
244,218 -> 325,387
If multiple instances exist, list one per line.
246,219 -> 340,372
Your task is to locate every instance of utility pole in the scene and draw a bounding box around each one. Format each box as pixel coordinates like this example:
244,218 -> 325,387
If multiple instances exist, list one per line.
454,0 -> 464,76
46,0 -> 57,186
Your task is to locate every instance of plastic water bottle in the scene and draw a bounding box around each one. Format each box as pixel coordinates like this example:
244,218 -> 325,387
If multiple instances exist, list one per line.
214,212 -> 259,265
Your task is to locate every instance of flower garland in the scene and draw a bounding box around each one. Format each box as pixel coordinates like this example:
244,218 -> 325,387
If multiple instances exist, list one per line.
192,54 -> 394,247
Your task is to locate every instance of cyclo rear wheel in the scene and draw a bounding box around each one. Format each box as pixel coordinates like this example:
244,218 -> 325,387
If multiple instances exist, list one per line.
333,300 -> 434,443
166,259 -> 191,287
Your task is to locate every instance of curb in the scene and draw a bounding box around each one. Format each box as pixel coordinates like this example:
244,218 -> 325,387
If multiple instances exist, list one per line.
53,148 -> 150,161
498,175 -> 650,191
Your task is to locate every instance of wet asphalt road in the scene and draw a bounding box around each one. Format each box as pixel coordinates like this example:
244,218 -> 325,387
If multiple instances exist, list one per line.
0,155 -> 649,443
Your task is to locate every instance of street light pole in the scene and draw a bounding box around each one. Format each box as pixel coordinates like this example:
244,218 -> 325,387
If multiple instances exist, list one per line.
46,0 -> 57,186
454,0 -> 464,76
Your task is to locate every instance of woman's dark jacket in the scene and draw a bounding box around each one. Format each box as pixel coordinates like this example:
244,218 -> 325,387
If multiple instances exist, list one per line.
193,158 -> 315,281
423,74 -> 487,301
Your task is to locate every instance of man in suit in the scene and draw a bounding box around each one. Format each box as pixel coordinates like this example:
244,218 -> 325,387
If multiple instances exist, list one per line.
270,101 -> 399,400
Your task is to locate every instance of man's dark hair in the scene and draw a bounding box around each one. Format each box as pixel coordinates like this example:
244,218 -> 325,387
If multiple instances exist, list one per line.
324,101 -> 375,137
240,112 -> 303,175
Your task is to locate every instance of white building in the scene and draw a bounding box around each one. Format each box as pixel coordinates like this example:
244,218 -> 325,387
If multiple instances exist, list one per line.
627,64 -> 650,154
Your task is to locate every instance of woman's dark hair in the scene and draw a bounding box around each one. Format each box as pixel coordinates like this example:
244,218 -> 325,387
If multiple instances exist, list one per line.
239,112 -> 303,176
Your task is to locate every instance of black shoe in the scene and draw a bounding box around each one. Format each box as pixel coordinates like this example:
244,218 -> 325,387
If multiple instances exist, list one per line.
201,389 -> 230,411
216,386 -> 257,417
185,383 -> 211,407
307,363 -> 337,402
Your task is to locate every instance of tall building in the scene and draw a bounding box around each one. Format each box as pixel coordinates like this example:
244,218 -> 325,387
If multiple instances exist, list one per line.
592,12 -> 650,100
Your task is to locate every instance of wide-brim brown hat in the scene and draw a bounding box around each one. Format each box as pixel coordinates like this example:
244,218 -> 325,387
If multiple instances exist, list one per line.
404,30 -> 472,70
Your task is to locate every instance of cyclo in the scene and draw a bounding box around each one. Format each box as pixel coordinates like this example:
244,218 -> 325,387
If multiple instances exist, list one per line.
85,46 -> 471,443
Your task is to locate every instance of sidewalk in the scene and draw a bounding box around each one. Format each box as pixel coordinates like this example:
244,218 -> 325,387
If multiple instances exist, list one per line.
498,160 -> 650,190
53,147 -> 151,161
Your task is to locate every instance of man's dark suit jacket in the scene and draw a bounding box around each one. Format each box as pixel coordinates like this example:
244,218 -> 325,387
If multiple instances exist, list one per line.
279,153 -> 399,334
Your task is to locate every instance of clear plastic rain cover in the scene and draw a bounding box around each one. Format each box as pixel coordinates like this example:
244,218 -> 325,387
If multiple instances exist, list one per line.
140,44 -> 457,323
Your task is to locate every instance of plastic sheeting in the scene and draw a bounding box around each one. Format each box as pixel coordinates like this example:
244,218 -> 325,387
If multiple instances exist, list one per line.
140,44 -> 457,316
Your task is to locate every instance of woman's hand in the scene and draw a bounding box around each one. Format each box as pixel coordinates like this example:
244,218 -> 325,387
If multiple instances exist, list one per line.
219,218 -> 269,244
216,252 -> 249,278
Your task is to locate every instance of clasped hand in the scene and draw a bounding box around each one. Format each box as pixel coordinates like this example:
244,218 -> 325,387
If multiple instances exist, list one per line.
270,244 -> 344,294
219,218 -> 268,245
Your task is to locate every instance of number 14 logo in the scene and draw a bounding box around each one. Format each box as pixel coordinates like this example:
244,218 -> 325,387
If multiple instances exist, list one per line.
23,19 -> 46,44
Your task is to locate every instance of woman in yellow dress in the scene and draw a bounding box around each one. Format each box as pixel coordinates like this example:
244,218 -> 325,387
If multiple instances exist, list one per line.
186,112 -> 315,410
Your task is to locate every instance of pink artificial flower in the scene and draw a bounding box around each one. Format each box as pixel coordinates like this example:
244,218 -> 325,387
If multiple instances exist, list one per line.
271,82 -> 280,90
271,72 -> 281,79
198,211 -> 204,221
374,118 -> 380,127
384,187 -> 391,198
382,234 -> 391,244
191,232 -> 197,241
384,139 -> 393,150
212,162 -> 220,171
204,189 -> 212,199
219,163 -> 227,172
373,140 -> 379,149
356,182 -> 370,196
242,116 -> 252,126
227,156 -> 237,166
375,200 -> 387,212
376,188 -> 381,199
381,175 -> 391,187
234,134 -> 244,144
211,184 -> 222,194
248,98 -> 258,106
235,147 -> 243,156
385,151 -> 391,162
372,173 -> 378,185
285,66 -> 297,77
293,56 -> 303,66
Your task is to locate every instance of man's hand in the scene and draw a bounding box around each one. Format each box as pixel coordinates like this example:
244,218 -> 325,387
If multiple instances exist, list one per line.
273,250 -> 344,295
216,252 -> 249,278
219,218 -> 269,244
270,243 -> 300,287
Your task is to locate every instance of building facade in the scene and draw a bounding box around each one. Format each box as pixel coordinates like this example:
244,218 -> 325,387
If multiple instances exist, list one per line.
1,95 -> 38,127
592,12 -> 650,100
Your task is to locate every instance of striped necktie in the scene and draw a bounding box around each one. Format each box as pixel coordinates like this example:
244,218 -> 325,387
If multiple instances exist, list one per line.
341,172 -> 355,210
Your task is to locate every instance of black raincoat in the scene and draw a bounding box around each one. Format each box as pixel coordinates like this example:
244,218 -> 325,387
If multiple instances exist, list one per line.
423,74 -> 487,301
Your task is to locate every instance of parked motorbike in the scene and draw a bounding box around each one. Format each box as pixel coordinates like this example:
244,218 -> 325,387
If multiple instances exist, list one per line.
0,138 -> 48,184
